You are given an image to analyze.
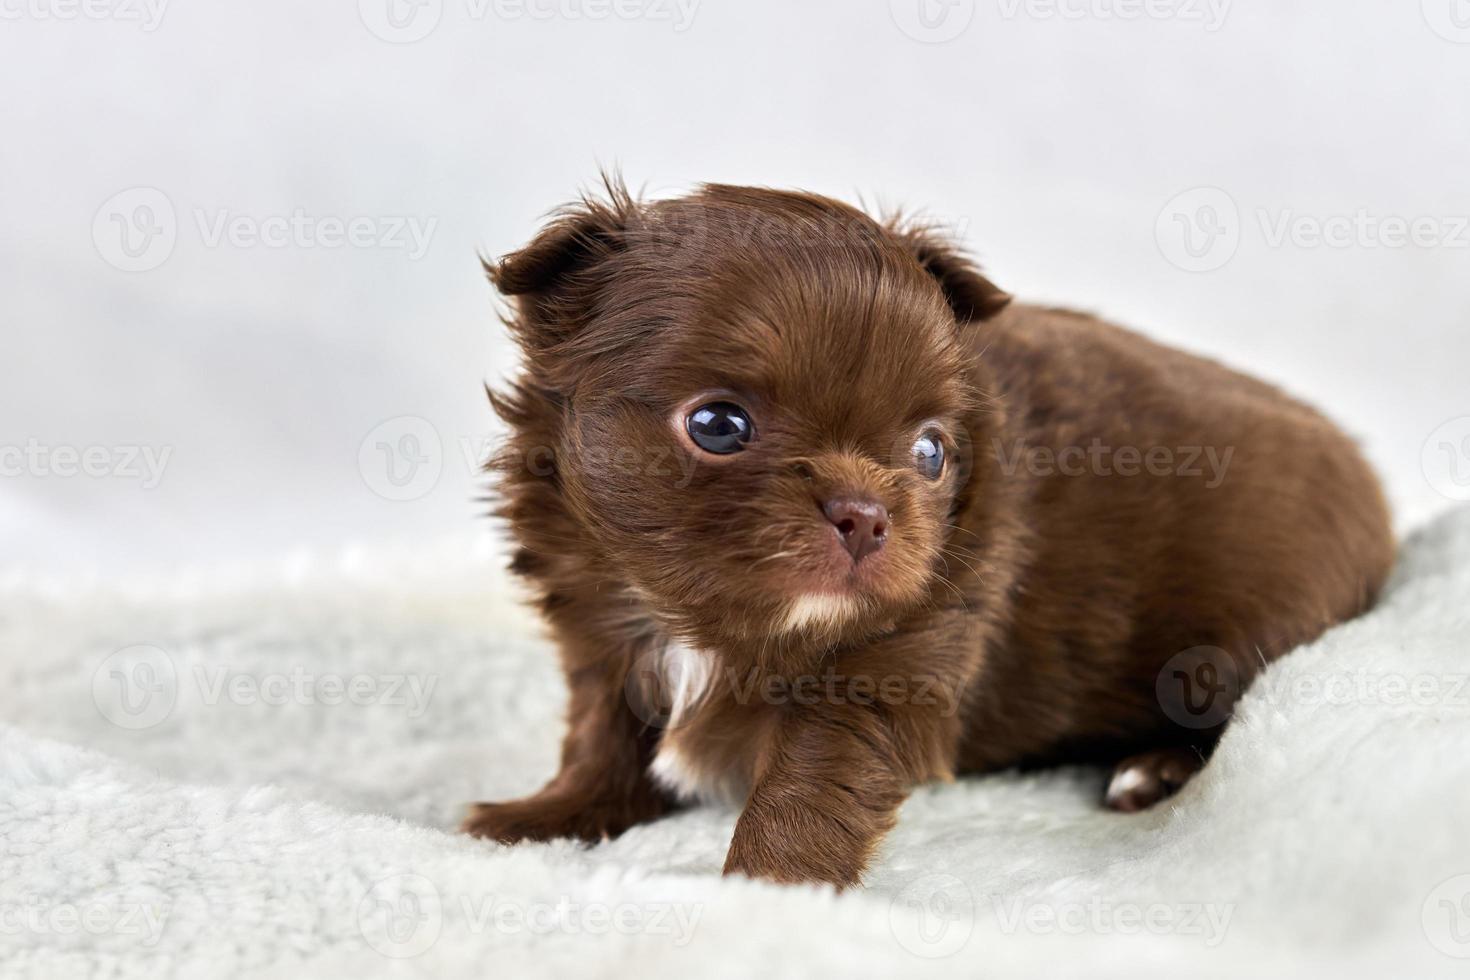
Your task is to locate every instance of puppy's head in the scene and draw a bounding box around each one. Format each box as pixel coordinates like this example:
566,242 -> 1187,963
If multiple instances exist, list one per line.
491,180 -> 1008,661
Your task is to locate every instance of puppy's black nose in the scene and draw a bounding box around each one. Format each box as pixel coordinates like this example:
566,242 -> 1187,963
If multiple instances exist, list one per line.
822,498 -> 889,563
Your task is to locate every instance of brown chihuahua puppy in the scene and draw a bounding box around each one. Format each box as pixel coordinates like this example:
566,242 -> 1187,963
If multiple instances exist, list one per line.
462,179 -> 1394,887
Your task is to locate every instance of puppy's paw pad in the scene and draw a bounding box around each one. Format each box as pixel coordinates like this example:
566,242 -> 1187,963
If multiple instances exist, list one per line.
1103,748 -> 1203,813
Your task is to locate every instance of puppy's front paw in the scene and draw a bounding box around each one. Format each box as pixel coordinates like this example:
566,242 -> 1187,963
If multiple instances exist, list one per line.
461,791 -> 657,844
1103,747 -> 1205,812
460,795 -> 605,845
722,824 -> 865,889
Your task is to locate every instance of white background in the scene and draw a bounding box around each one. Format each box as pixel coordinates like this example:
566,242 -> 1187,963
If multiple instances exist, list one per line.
3,0 -> 1467,579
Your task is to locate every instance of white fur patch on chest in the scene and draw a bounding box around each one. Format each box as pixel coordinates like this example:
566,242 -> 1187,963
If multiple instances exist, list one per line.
653,639 -> 714,728
646,640 -> 747,806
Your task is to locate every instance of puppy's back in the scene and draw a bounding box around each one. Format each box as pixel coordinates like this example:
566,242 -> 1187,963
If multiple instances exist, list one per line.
955,304 -> 1394,762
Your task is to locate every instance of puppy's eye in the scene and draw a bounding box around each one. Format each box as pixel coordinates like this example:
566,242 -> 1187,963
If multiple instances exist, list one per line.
912,430 -> 945,479
686,402 -> 754,455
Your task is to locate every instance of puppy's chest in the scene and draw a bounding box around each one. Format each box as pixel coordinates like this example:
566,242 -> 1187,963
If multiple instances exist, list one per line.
644,641 -> 770,807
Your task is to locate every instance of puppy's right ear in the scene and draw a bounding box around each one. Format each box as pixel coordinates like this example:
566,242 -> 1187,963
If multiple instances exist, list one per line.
487,180 -> 636,354
887,219 -> 1012,324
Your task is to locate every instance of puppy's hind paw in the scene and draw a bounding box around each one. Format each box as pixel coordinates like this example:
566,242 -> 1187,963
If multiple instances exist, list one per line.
1104,747 -> 1205,813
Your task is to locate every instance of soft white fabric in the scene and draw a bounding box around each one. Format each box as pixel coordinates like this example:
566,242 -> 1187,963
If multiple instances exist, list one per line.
2,511 -> 1468,979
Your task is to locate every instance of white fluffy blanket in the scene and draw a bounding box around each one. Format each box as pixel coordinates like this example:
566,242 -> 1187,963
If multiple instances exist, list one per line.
3,511 -> 1469,979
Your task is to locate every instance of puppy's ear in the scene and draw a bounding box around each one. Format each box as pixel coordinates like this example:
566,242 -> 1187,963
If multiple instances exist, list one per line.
487,177 -> 636,353
890,222 -> 1011,324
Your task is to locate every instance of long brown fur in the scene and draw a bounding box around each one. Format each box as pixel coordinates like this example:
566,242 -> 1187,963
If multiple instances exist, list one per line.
462,178 -> 1395,887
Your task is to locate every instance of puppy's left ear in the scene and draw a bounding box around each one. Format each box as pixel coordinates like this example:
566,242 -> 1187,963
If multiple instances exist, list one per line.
486,176 -> 636,355
890,224 -> 1012,324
